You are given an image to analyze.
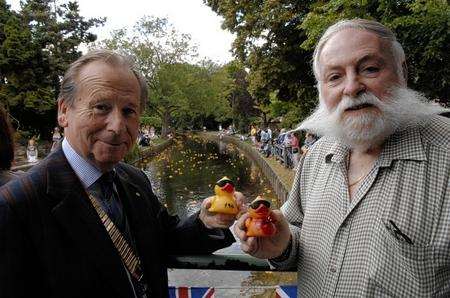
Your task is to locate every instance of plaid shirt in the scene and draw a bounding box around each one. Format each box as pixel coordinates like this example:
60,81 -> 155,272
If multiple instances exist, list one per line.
270,115 -> 450,297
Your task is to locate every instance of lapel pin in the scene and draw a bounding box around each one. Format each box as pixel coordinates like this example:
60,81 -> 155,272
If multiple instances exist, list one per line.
135,192 -> 141,197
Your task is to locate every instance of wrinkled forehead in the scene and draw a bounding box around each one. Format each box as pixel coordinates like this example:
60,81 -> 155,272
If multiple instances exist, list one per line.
75,61 -> 141,101
319,28 -> 393,74
77,61 -> 136,85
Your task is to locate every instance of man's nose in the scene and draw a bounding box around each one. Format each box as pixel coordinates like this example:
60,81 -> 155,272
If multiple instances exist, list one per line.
343,74 -> 365,98
107,109 -> 126,134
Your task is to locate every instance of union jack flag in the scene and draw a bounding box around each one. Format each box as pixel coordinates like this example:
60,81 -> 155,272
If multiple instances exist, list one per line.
275,285 -> 297,298
168,286 -> 215,298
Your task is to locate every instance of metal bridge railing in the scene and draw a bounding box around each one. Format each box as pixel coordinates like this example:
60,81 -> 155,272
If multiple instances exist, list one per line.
169,244 -> 294,272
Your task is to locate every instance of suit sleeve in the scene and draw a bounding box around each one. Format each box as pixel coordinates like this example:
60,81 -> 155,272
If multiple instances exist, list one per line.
156,207 -> 235,255
0,196 -> 44,298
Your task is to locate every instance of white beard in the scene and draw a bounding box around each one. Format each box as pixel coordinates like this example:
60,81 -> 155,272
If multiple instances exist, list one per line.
298,86 -> 448,150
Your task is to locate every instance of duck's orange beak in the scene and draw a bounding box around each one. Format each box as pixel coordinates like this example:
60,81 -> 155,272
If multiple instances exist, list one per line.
221,183 -> 234,193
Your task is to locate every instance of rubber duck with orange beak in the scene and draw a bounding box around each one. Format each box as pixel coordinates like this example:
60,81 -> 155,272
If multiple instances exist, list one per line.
245,196 -> 276,237
208,177 -> 239,215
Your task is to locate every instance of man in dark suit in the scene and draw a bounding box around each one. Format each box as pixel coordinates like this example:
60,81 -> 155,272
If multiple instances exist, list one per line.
0,50 -> 237,298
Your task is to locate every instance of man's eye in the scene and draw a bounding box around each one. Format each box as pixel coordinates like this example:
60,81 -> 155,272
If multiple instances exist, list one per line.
363,66 -> 379,74
327,74 -> 341,82
94,104 -> 109,112
123,107 -> 137,116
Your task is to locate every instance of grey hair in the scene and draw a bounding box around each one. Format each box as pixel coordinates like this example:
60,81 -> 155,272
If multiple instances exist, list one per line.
58,49 -> 148,111
313,19 -> 407,84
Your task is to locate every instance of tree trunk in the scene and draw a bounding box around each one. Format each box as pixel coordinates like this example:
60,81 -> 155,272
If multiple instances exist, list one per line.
161,110 -> 171,138
261,112 -> 268,128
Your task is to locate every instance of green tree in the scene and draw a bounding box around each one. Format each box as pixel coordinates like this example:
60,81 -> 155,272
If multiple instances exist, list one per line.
204,0 -> 318,125
0,0 -> 104,137
223,60 -> 259,132
205,0 -> 450,125
95,16 -> 197,136
97,16 -> 233,136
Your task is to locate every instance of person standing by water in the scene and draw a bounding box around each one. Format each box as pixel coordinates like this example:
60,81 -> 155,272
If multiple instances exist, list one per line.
250,125 -> 257,145
290,131 -> 300,168
51,126 -> 63,151
26,137 -> 38,163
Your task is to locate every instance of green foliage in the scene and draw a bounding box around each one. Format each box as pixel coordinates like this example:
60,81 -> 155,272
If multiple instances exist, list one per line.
205,0 -> 450,122
204,0 -> 318,124
0,0 -> 104,137
140,115 -> 162,129
124,143 -> 141,163
223,60 -> 259,132
97,16 -> 236,135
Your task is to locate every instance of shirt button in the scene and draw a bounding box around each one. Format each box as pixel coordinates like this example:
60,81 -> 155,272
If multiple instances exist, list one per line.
330,265 -> 337,273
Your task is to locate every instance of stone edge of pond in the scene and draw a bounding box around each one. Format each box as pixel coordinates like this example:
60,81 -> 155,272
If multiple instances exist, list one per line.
128,138 -> 175,165
11,139 -> 175,172
197,132 -> 291,205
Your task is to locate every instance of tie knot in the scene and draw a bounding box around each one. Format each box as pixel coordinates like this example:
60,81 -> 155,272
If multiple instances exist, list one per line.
100,171 -> 115,185
98,171 -> 115,200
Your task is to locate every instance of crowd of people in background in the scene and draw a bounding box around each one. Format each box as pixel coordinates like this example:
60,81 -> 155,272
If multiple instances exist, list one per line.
227,123 -> 318,170
138,125 -> 158,146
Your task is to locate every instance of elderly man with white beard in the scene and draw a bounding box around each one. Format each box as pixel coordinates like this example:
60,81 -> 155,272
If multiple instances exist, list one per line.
234,19 -> 450,297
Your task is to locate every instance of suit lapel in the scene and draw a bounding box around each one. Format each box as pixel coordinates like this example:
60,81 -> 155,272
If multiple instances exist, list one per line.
46,149 -> 134,298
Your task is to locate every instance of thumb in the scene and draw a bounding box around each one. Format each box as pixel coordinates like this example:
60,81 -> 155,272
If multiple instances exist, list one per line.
202,196 -> 214,210
204,201 -> 212,209
269,210 -> 286,226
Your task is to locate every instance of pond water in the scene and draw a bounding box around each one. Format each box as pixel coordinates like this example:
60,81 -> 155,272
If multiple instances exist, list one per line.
138,134 -> 296,297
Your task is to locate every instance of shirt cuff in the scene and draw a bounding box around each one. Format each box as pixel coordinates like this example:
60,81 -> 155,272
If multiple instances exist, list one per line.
270,234 -> 292,262
268,225 -> 299,270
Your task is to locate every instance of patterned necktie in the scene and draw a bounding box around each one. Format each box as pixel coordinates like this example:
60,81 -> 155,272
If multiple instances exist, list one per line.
97,171 -> 125,232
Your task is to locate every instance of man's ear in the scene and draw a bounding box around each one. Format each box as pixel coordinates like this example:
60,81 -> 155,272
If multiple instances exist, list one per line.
401,61 -> 408,85
57,99 -> 69,128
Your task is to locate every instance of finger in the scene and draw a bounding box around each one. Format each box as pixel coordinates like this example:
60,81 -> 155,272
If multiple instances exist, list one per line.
247,236 -> 257,248
239,237 -> 257,253
233,223 -> 248,241
202,196 -> 214,210
217,218 -> 234,228
236,212 -> 249,229
234,191 -> 246,205
269,209 -> 286,223
215,216 -> 235,228
240,242 -> 252,253
244,237 -> 258,254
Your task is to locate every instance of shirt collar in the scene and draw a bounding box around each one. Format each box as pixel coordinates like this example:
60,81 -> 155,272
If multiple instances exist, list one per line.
62,138 -> 102,189
323,125 -> 426,166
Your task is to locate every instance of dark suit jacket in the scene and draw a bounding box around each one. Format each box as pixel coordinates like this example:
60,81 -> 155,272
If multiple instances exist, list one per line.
0,148 -> 234,298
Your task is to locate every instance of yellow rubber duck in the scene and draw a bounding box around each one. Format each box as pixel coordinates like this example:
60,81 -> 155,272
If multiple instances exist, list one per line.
208,177 -> 239,215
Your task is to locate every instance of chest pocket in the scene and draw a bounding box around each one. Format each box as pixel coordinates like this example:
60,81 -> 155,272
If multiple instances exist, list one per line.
368,217 -> 435,297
